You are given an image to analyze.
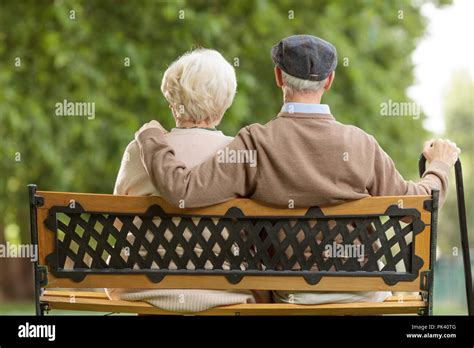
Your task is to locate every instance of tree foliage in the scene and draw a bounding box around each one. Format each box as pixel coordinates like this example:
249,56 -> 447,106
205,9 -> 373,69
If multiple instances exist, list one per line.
0,0 -> 450,248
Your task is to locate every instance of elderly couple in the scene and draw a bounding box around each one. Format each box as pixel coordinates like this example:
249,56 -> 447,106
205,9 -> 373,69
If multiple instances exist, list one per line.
105,35 -> 460,313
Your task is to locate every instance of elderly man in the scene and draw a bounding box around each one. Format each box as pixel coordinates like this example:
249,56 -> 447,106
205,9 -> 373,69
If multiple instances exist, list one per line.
135,35 -> 460,304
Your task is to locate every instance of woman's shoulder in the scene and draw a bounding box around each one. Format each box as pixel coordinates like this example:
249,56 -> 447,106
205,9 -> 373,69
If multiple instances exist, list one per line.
117,139 -> 143,167
114,139 -> 159,196
124,139 -> 140,155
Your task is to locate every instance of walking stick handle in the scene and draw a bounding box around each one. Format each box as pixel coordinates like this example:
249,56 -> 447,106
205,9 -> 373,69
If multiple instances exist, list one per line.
418,154 -> 426,178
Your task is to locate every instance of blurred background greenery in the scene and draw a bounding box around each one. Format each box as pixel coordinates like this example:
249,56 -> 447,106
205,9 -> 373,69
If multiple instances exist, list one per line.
0,0 -> 472,315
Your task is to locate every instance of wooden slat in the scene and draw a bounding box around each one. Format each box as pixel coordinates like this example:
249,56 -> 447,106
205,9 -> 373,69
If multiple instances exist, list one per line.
36,191 -> 431,216
415,226 -> 431,274
40,291 -> 426,316
38,207 -> 54,266
42,290 -> 422,302
44,274 -> 424,291
43,290 -> 108,299
384,294 -> 422,302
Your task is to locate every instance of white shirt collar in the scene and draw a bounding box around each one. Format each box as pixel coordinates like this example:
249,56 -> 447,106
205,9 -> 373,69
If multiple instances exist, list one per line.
281,103 -> 331,114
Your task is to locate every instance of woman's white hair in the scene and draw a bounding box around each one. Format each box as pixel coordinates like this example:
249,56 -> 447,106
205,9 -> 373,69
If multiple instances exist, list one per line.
161,48 -> 237,125
282,70 -> 327,95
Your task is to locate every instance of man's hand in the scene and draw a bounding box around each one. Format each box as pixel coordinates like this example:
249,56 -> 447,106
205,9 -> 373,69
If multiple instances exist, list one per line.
135,120 -> 167,140
423,138 -> 461,167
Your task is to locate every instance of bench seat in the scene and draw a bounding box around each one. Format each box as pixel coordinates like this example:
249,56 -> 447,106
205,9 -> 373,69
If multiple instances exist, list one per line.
41,290 -> 426,316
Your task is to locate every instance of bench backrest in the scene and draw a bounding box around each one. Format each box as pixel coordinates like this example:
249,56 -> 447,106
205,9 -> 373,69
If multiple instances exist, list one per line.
29,186 -> 438,293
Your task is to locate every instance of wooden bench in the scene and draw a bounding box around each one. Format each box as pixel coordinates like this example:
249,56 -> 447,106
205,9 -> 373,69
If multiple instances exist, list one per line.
29,185 -> 439,316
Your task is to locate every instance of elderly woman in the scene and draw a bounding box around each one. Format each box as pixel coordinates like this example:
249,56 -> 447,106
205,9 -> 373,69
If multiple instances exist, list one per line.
105,49 -> 257,312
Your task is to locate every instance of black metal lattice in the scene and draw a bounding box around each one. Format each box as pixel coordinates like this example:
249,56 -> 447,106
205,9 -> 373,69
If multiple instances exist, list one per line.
43,203 -> 427,285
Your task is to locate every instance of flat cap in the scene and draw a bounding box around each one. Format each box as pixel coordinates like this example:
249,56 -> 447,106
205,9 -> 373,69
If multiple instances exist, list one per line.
271,34 -> 337,81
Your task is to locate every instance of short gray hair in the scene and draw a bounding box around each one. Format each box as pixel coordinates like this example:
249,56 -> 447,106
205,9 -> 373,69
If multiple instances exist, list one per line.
282,70 -> 327,94
161,48 -> 237,125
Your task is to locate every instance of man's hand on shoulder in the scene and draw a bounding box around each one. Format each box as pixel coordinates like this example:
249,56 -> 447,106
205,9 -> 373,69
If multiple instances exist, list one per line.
135,120 -> 168,141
